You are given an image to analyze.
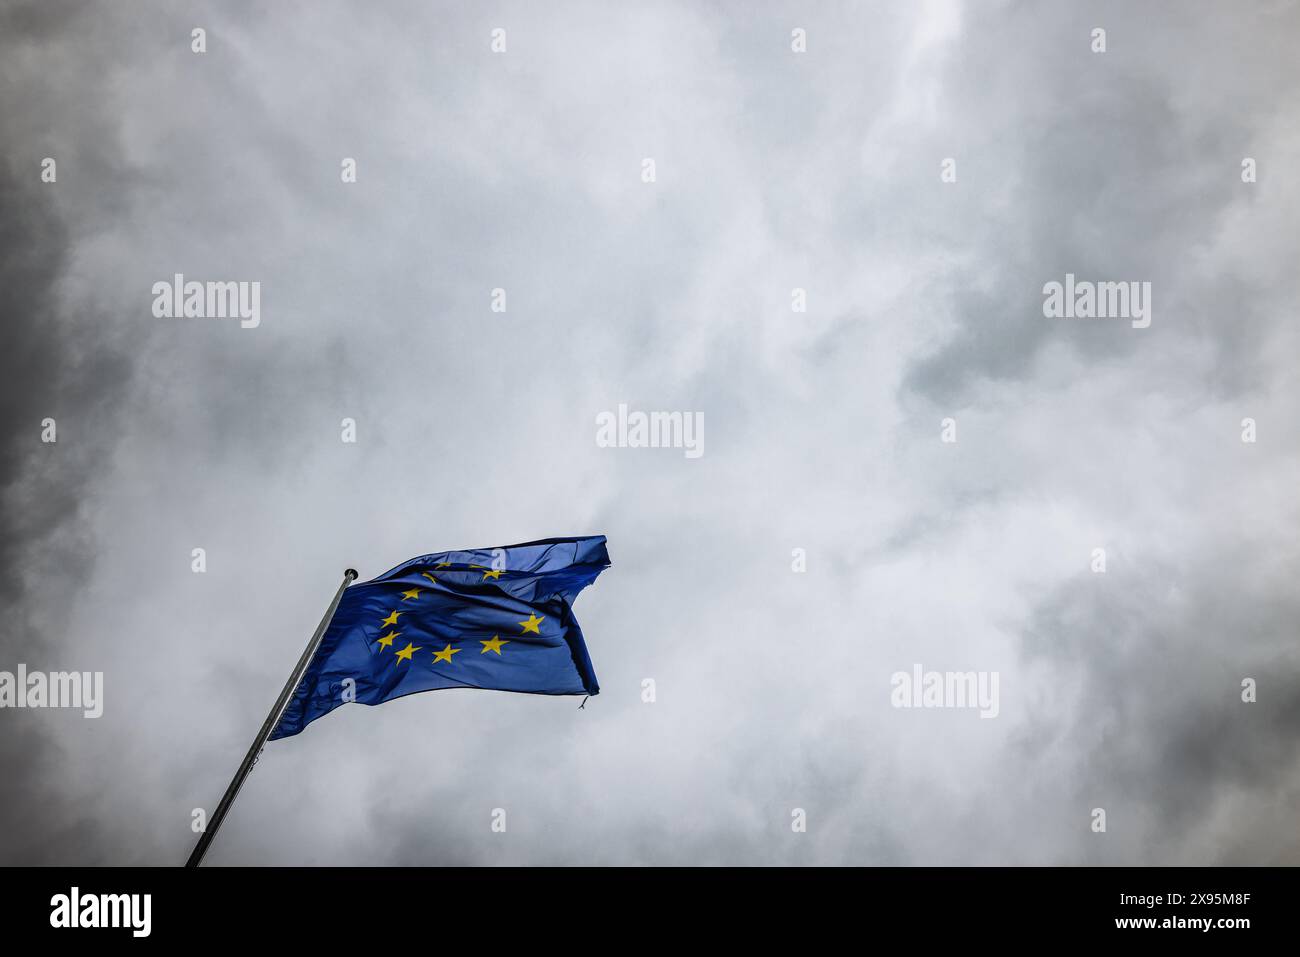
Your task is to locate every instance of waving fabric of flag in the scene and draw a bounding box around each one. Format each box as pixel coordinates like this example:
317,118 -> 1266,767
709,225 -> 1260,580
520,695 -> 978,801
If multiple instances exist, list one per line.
271,536 -> 610,739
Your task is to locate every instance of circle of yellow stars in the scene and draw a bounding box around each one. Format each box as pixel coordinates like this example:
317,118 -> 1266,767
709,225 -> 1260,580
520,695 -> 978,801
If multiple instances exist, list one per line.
371,564 -> 543,667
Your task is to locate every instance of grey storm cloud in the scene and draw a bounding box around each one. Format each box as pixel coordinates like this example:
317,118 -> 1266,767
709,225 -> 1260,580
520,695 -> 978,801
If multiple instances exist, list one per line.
1,0 -> 1297,865
0,2 -> 138,862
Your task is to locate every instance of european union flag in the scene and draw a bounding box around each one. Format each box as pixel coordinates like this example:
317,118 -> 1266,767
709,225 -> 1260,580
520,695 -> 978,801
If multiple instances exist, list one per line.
271,536 -> 610,738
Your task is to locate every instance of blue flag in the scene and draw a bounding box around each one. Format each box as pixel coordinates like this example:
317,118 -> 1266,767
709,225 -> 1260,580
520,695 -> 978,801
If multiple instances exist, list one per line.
272,536 -> 610,739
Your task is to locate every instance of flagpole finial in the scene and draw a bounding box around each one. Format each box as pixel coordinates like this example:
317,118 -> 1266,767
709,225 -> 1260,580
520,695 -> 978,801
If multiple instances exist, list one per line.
344,568 -> 359,581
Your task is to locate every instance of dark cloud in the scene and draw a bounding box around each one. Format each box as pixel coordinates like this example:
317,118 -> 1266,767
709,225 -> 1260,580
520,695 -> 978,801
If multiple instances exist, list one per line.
1016,559 -> 1300,864
0,1 -> 135,862
900,0 -> 1300,408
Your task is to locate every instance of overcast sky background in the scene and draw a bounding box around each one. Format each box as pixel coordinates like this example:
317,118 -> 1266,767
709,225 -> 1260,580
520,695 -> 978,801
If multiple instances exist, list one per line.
2,0 -> 1298,865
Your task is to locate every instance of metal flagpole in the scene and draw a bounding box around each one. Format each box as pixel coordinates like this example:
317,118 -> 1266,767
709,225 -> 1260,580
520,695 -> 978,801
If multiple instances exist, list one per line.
185,567 -> 358,868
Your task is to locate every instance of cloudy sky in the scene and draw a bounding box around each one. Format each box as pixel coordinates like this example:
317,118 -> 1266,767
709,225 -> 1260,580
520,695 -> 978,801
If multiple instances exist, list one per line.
2,0 -> 1298,865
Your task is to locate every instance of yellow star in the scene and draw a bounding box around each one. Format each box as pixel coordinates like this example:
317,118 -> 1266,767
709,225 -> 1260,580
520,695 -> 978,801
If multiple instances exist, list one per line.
469,564 -> 483,569
421,572 -> 438,584
432,643 -> 461,664
435,562 -> 451,568
401,588 -> 421,601
480,636 -> 509,655
519,613 -> 544,635
395,642 -> 421,663
482,568 -> 503,581
381,610 -> 402,628
376,631 -> 399,650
